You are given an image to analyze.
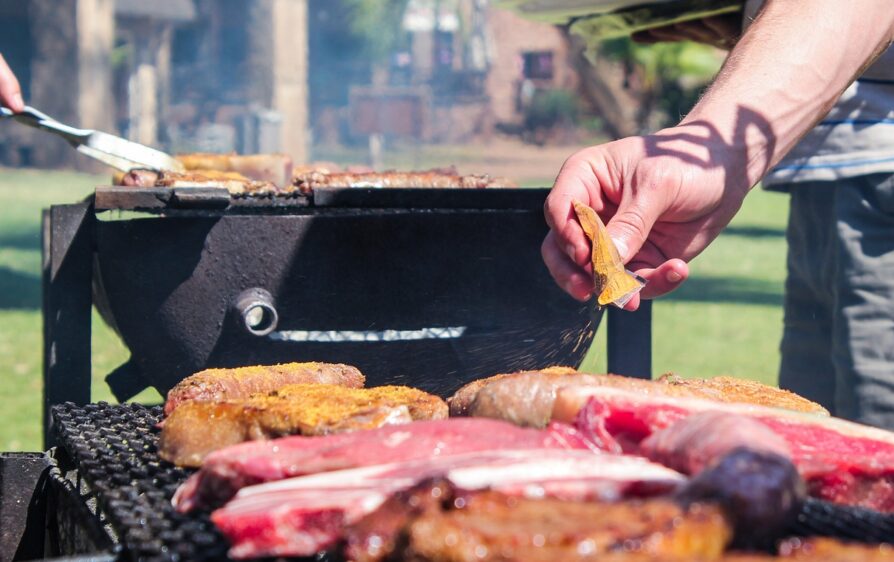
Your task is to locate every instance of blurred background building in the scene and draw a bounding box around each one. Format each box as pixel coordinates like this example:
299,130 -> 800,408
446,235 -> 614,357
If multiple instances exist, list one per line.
0,0 -> 720,169
0,0 -> 581,168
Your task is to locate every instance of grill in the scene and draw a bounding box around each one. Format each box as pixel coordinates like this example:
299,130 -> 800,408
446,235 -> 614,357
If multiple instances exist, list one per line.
44,185 -> 655,442
6,401 -> 888,562
28,182 -> 654,560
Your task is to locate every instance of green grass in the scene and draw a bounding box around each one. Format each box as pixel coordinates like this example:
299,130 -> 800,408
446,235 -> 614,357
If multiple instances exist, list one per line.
0,168 -> 142,451
0,165 -> 788,451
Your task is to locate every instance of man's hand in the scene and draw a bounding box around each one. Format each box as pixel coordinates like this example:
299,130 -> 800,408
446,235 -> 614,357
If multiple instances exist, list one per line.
0,54 -> 24,112
631,14 -> 742,50
543,125 -> 752,310
545,0 -> 894,309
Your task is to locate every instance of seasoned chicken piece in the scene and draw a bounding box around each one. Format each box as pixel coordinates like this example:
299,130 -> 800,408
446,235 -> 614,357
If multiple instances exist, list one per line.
159,384 -> 447,467
163,362 -> 365,416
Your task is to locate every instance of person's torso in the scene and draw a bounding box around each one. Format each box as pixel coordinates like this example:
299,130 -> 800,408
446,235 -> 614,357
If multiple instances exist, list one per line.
744,0 -> 894,186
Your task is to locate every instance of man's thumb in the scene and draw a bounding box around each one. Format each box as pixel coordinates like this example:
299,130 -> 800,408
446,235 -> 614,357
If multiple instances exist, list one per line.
605,201 -> 656,264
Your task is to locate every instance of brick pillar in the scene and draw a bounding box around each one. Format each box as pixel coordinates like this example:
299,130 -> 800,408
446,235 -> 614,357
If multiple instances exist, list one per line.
77,0 -> 115,133
248,0 -> 309,163
28,0 -> 114,169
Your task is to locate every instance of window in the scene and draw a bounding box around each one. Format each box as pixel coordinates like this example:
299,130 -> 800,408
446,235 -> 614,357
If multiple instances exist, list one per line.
522,51 -> 554,81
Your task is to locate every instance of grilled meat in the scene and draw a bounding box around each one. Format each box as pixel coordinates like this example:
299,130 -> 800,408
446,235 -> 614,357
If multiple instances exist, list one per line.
118,167 -> 277,193
556,385 -> 894,512
212,451 -> 684,559
116,157 -> 515,195
346,480 -> 731,562
173,418 -> 595,512
116,168 -> 159,187
159,384 -> 447,467
449,370 -> 827,427
176,153 -> 293,187
157,169 -> 277,193
656,374 -> 829,414
344,478 -> 452,562
163,361 -> 364,416
292,169 -> 517,195
780,537 -> 894,560
447,366 -> 578,417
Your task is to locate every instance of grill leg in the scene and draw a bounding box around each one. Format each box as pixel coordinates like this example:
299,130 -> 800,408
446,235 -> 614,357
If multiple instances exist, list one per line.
606,301 -> 652,379
42,203 -> 94,448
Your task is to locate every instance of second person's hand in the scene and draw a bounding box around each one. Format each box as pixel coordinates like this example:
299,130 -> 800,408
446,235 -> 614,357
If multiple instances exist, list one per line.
0,54 -> 24,112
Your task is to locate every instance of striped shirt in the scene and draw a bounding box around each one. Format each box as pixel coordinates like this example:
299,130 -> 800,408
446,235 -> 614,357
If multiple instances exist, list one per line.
745,1 -> 894,186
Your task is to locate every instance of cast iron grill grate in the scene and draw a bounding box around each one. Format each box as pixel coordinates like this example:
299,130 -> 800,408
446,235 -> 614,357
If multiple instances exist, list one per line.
52,402 -> 229,562
51,402 -> 894,562
791,498 -> 894,543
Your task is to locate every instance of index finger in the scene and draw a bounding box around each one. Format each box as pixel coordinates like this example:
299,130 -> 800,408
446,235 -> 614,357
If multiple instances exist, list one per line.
546,151 -> 607,267
0,54 -> 24,112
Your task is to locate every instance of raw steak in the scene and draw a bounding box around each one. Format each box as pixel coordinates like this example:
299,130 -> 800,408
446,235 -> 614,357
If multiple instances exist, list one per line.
554,385 -> 894,511
641,411 -> 791,475
173,418 -> 595,512
211,450 -> 686,559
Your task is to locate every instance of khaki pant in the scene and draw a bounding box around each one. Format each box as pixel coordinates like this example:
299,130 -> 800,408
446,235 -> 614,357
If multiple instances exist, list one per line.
780,173 -> 894,429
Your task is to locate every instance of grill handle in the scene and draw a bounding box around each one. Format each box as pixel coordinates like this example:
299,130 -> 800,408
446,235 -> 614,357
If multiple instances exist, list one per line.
234,288 -> 279,337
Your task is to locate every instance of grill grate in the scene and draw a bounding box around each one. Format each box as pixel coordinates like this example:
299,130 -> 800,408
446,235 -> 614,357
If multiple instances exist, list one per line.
791,498 -> 894,543
51,402 -> 894,562
52,402 -> 229,562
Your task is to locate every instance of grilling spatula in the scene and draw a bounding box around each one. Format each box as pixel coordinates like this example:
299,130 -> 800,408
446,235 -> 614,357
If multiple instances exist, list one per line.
1,105 -> 184,172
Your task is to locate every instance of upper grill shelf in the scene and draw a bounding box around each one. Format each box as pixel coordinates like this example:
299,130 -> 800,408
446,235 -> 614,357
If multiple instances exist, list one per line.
93,186 -> 551,213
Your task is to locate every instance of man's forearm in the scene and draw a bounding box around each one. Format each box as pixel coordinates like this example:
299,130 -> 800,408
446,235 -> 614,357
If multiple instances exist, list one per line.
681,0 -> 894,189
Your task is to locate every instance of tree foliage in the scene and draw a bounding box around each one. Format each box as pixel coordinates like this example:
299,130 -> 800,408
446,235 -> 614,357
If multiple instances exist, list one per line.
599,37 -> 723,129
339,0 -> 412,61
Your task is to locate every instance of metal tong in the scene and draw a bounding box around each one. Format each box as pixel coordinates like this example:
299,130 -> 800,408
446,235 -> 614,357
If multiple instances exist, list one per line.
1,105 -> 184,172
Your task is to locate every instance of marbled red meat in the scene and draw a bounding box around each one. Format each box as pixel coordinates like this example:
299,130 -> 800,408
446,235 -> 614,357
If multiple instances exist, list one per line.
554,385 -> 894,511
173,418 -> 596,512
210,449 -> 685,559
640,411 -> 791,475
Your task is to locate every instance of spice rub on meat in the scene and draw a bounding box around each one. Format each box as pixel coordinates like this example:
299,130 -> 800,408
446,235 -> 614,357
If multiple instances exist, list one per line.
163,362 -> 365,416
449,369 -> 828,427
159,384 -> 447,467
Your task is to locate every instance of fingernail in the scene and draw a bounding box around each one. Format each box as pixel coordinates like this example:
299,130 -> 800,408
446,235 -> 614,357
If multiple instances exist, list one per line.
566,245 -> 577,260
611,237 -> 628,261
667,270 -> 683,283
12,93 -> 23,111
